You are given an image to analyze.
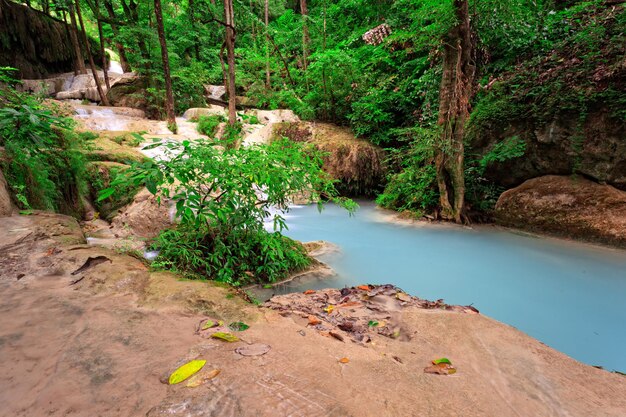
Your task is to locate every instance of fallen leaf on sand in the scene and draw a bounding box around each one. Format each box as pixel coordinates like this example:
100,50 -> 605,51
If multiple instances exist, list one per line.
424,364 -> 457,375
329,331 -> 344,342
432,358 -> 451,365
357,285 -> 370,291
303,289 -> 316,295
186,369 -> 220,387
228,321 -> 250,331
211,332 -> 240,342
337,301 -> 362,308
169,360 -> 206,385
201,320 -> 218,330
235,343 -> 271,357
308,315 -> 321,325
339,357 -> 350,364
324,305 -> 334,314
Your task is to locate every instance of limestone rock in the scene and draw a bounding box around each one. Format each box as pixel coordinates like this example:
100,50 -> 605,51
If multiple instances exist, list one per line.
111,189 -> 175,239
0,168 -> 14,217
495,175 -> 626,247
271,122 -> 386,196
106,74 -> 148,110
472,109 -> 626,191
182,106 -> 226,120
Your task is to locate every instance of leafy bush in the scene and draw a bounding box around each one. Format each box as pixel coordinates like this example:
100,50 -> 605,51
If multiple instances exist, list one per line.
101,138 -> 356,284
376,128 -> 438,215
196,114 -> 225,136
0,68 -> 86,216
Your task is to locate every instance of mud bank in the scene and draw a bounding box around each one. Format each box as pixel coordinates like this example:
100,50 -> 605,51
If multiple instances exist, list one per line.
1,212 -> 625,417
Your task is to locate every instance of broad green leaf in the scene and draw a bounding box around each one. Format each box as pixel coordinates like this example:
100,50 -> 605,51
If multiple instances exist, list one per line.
432,358 -> 451,365
168,359 -> 206,385
228,322 -> 250,331
368,320 -> 379,327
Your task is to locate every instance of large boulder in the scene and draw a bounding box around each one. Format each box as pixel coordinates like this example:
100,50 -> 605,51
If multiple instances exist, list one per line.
111,189 -> 175,239
495,175 -> 626,247
473,110 -> 626,191
106,74 -> 148,110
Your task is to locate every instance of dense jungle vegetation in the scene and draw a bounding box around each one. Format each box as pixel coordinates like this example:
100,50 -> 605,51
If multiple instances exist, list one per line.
1,0 -> 624,283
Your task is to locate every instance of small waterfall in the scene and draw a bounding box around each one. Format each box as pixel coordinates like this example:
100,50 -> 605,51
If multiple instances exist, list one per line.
108,60 -> 124,74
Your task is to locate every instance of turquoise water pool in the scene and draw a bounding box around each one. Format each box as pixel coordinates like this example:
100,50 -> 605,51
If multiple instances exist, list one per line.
270,202 -> 626,371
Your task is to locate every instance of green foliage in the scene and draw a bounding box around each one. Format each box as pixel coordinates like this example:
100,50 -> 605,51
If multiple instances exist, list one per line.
196,114 -> 225,136
478,136 -> 526,174
376,128 -> 438,215
101,138 -> 356,284
0,68 -> 86,216
85,163 -> 140,220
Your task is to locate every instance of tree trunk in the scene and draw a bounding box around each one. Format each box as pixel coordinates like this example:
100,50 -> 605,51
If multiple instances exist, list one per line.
188,0 -> 200,60
264,0 -> 270,89
74,0 -> 110,105
434,0 -> 475,223
154,0 -> 177,132
94,0 -> 110,89
68,4 -> 86,74
103,0 -> 132,72
223,0 -> 237,127
299,0 -> 309,71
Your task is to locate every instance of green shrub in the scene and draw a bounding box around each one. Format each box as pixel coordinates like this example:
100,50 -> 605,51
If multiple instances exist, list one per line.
196,114 -> 225,136
101,137 -> 355,284
0,68 -> 86,216
376,128 -> 439,215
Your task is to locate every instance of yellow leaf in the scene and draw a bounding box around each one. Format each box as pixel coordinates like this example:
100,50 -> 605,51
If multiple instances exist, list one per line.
169,360 -> 206,385
323,305 -> 334,314
211,332 -> 240,342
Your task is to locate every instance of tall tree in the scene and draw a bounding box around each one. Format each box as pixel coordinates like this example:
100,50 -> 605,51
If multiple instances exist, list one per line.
223,0 -> 237,127
68,3 -> 86,74
154,0 -> 177,132
299,0 -> 309,71
74,0 -> 110,105
103,0 -> 132,72
264,0 -> 270,88
434,0 -> 475,223
93,0 -> 110,88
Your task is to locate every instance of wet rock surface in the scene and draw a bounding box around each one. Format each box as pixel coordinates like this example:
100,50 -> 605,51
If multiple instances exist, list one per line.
2,212 -> 626,417
496,175 -> 626,247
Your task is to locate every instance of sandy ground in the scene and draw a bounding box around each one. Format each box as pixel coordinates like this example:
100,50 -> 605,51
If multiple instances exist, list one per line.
1,212 -> 625,417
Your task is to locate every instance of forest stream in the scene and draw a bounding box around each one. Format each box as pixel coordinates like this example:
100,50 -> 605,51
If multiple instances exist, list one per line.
68,102 -> 626,372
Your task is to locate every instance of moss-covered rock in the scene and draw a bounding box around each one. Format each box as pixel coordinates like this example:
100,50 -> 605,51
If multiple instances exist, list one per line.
84,136 -> 148,165
495,175 -> 626,248
85,161 -> 140,220
272,122 -> 386,196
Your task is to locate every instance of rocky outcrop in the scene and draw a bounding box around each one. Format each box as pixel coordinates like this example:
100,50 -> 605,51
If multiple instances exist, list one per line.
272,122 -> 386,196
0,0 -> 102,78
106,74 -> 149,110
110,189 -> 175,239
0,167 -> 13,217
473,109 -> 626,191
495,175 -> 626,247
21,71 -> 135,103
182,106 -> 226,120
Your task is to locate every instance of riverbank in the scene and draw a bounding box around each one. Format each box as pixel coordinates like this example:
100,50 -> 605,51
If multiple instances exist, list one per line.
1,211 -> 625,417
